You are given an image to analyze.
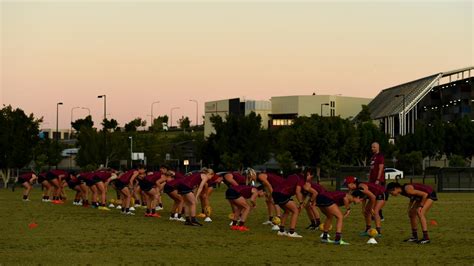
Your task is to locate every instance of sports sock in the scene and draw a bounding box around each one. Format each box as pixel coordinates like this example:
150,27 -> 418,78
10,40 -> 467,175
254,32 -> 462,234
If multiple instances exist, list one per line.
310,219 -> 316,226
152,209 -> 156,214
279,226 -> 285,233
269,216 -> 273,222
412,229 -> 418,239
422,231 -> 429,240
232,220 -> 238,226
315,218 -> 321,226
238,221 -> 245,226
146,209 -> 151,214
365,225 -> 371,232
335,232 -> 342,242
23,195 -> 28,200
289,228 -> 295,234
376,227 -> 381,234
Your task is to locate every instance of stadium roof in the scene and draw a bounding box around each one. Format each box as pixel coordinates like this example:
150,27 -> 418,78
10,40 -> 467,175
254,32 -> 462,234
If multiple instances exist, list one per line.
368,66 -> 473,120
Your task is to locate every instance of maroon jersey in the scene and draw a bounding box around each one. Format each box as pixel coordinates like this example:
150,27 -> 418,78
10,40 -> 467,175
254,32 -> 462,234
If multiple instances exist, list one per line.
264,173 -> 285,189
207,174 -> 220,186
311,182 -> 326,194
94,171 -> 113,182
369,153 -> 385,184
79,172 -> 95,181
402,183 -> 433,197
362,182 -> 385,196
145,172 -> 161,183
119,170 -> 136,184
324,191 -> 347,206
166,172 -> 185,188
19,172 -> 35,182
274,174 -> 305,196
226,172 -> 247,187
49,169 -> 69,178
233,185 -> 254,199
180,172 -> 203,188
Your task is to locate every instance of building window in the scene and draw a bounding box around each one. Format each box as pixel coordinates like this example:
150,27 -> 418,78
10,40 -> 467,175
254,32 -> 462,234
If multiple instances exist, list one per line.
272,119 -> 294,126
52,132 -> 61,140
330,101 -> 335,108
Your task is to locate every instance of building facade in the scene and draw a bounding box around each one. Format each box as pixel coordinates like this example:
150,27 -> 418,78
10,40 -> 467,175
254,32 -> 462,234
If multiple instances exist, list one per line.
204,98 -> 271,137
269,95 -> 372,127
204,95 -> 371,136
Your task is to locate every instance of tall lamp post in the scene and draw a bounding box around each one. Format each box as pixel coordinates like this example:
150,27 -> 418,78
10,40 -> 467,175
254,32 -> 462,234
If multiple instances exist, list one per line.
395,94 -> 406,135
170,107 -> 180,128
56,102 -> 63,142
70,106 -> 80,139
97,95 -> 107,122
151,101 -> 160,128
98,95 -> 107,165
81,107 -> 91,116
189,99 -> 198,126
320,103 -> 329,117
129,136 -> 133,168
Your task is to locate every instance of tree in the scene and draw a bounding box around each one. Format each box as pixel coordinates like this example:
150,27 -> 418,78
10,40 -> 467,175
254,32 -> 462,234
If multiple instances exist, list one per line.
275,151 -> 296,176
75,127 -> 102,169
354,104 -> 372,123
0,106 -> 41,188
178,116 -> 191,131
205,112 -> 270,169
444,117 -> 474,165
102,118 -> 118,131
33,138 -> 64,169
124,118 -> 146,132
71,115 -> 94,132
355,121 -> 389,166
150,115 -> 169,132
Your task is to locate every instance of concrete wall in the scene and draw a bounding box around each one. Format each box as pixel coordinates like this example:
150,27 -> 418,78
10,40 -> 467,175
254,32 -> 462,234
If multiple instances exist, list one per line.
335,96 -> 372,119
204,99 -> 231,137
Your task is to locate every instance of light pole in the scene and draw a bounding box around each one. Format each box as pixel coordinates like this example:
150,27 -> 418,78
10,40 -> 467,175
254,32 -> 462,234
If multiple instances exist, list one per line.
151,101 -> 160,128
170,107 -> 180,128
98,95 -> 107,164
81,107 -> 91,116
189,99 -> 198,126
97,95 -> 107,122
70,106 -> 80,139
56,102 -> 63,142
129,136 -> 133,168
320,103 -> 329,117
395,94 -> 406,135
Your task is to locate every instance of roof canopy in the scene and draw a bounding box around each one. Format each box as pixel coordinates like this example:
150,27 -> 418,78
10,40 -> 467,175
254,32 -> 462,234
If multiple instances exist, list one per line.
368,67 -> 473,120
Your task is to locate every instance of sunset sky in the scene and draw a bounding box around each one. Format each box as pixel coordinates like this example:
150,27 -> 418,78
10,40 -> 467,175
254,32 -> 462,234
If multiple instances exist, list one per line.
1,0 -> 472,129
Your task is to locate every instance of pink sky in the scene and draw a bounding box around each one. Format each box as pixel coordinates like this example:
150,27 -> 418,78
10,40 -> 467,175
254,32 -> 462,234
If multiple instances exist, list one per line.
1,1 -> 472,129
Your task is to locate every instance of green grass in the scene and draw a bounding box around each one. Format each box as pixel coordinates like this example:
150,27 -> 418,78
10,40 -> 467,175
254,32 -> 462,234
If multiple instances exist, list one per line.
0,187 -> 473,265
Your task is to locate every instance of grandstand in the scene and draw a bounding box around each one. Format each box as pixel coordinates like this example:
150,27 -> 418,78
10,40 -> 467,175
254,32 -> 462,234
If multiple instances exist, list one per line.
368,66 -> 474,137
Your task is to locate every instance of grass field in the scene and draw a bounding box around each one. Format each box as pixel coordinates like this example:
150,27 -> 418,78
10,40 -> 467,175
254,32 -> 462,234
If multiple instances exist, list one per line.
1,185 -> 473,265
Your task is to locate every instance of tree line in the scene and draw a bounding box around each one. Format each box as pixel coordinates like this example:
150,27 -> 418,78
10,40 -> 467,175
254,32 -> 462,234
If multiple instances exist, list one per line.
1,104 -> 473,187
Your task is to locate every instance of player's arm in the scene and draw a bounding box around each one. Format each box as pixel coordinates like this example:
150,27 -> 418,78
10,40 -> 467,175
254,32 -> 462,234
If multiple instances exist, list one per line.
360,184 -> 376,211
128,171 -> 139,187
224,173 -> 238,187
249,188 -> 258,208
30,174 -> 38,184
343,195 -> 351,218
295,185 -> 304,208
303,183 -> 318,205
376,162 -> 384,185
195,176 -> 209,199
